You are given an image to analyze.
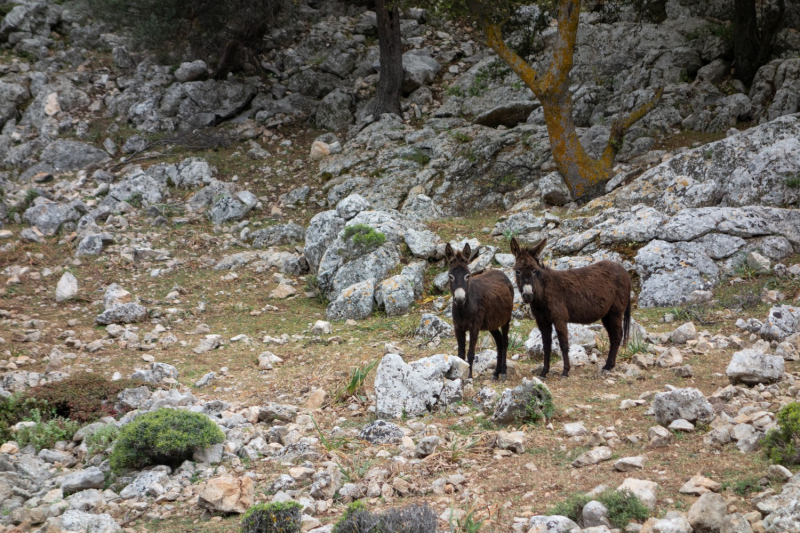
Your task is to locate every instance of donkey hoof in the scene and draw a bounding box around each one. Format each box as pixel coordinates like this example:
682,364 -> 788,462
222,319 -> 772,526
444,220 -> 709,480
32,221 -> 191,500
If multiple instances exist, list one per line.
499,373 -> 507,382
560,371 -> 570,378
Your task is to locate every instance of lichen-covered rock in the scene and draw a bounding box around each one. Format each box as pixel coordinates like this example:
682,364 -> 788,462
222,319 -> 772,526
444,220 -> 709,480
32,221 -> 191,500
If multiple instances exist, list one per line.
358,420 -> 404,445
652,388 -> 715,426
415,313 -> 454,339
304,210 -> 346,273
250,222 -> 305,248
61,510 -> 121,532
326,278 -> 375,321
39,139 -> 110,172
635,240 -> 719,307
726,349 -> 785,385
375,275 -> 415,316
492,378 -> 552,424
760,305 -> 800,341
95,303 -> 147,325
374,353 -> 467,418
23,197 -> 85,236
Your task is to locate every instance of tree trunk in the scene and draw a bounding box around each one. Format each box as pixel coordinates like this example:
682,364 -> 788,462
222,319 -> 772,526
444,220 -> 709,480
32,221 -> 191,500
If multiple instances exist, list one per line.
477,0 -> 662,201
371,0 -> 403,118
733,0 -> 785,87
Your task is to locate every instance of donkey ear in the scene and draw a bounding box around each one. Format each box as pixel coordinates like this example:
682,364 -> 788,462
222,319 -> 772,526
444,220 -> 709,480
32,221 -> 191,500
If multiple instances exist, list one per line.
444,243 -> 455,262
510,237 -> 521,257
462,242 -> 471,260
530,238 -> 547,260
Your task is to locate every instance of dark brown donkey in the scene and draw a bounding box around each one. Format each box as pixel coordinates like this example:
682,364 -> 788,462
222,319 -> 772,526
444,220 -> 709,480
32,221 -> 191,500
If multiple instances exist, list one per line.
445,243 -> 515,380
511,237 -> 631,378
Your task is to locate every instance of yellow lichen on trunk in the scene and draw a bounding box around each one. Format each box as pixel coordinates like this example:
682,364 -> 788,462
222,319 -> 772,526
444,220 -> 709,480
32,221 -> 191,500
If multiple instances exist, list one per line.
476,0 -> 663,200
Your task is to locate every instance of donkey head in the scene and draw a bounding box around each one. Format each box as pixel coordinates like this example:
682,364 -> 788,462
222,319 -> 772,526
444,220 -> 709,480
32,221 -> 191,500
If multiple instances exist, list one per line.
445,243 -> 471,307
510,237 -> 547,304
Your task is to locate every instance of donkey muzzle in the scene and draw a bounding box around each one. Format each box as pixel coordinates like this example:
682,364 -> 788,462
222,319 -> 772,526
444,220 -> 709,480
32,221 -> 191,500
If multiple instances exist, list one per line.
522,284 -> 533,304
454,288 -> 466,306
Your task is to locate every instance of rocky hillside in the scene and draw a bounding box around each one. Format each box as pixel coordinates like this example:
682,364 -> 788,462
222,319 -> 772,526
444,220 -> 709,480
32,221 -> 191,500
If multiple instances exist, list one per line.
2,0 -> 800,532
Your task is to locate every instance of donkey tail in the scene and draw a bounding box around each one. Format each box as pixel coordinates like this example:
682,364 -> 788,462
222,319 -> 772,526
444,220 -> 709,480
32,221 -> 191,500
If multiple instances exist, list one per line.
622,297 -> 632,346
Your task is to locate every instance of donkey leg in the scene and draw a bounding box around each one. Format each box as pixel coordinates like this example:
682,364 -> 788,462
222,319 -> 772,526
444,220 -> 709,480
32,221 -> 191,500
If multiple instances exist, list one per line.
455,328 -> 467,362
555,322 -> 571,377
489,330 -> 504,380
500,322 -> 511,379
467,328 -> 479,380
539,322 -> 553,378
602,314 -> 623,371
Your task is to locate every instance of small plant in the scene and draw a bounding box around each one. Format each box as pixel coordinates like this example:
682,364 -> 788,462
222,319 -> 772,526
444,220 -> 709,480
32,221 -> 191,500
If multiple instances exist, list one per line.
25,373 -> 145,424
785,175 -> 800,188
240,501 -> 302,533
764,402 -> 800,465
524,383 -> 555,424
16,410 -> 80,452
0,394 -> 49,443
10,189 -> 39,216
446,85 -> 464,97
621,331 -> 650,358
333,501 -> 438,533
450,130 -> 472,143
337,360 -> 378,402
703,149 -> 714,160
85,424 -> 120,456
343,224 -> 386,251
450,504 -> 484,533
337,455 -> 374,483
502,228 -> 518,242
310,416 -> 348,452
547,489 -> 649,528
727,477 -> 761,496
402,148 -> 431,165
109,408 -> 224,471
127,192 -> 143,208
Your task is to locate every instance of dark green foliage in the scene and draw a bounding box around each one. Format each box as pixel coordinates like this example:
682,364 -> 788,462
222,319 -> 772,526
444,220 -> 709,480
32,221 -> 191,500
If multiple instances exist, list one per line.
333,501 -> 438,533
786,176 -> 800,188
764,402 -> 800,465
524,383 -> 555,423
16,410 -> 80,452
241,501 -> 302,533
402,148 -> 431,165
0,395 -> 49,443
86,425 -> 120,456
109,408 -> 225,471
25,374 -> 145,425
87,0 -> 285,76
343,224 -> 387,251
547,489 -> 649,528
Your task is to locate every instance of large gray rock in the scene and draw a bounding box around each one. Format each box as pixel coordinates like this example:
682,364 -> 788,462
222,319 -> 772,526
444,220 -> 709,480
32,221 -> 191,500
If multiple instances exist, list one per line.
402,52 -> 441,92
404,228 -> 441,258
39,140 -> 110,172
108,172 -> 164,207
0,81 -> 30,128
207,191 -> 256,225
174,60 -> 207,82
61,510 -> 121,532
250,222 -> 305,248
492,378 -> 552,424
62,467 -> 105,495
415,313 -> 454,339
374,353 -> 468,418
525,323 -> 597,357
651,388 -> 715,426
95,303 -> 147,325
760,305 -> 800,341
610,114 -> 800,213
582,500 -> 611,528
304,210 -> 346,273
130,362 -> 179,384
326,279 -> 375,321
316,88 -> 353,131
55,272 -> 78,302
635,240 -> 719,307
527,515 -> 580,533
336,194 -> 370,221
726,349 -> 785,385
23,197 -> 84,236
119,470 -> 169,499
688,492 -> 727,533
473,101 -> 540,128
764,497 -> 800,532
374,275 -> 415,316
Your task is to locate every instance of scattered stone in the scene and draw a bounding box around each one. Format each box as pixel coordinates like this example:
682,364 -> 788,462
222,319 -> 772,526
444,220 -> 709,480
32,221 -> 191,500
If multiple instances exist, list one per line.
62,467 -> 105,495
652,388 -> 715,426
614,456 -> 646,472
680,475 -> 721,495
688,492 -> 727,533
55,272 -> 78,302
572,446 -> 613,468
197,476 -> 254,514
726,349 -> 785,385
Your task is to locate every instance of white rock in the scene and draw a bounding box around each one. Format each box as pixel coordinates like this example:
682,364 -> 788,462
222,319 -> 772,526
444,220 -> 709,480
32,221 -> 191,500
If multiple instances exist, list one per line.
55,272 -> 78,302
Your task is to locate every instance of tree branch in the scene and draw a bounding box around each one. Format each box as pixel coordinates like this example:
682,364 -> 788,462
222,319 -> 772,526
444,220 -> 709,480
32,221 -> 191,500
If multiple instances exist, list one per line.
602,86 -> 664,162
541,0 -> 581,93
481,20 -> 542,95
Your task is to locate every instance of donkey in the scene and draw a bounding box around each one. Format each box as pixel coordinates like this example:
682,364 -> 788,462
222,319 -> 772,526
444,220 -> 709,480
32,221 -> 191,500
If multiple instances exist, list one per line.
446,243 -> 515,380
511,237 -> 631,378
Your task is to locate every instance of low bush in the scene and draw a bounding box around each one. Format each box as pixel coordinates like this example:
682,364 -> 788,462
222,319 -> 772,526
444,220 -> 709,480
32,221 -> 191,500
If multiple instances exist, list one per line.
764,402 -> 800,465
16,410 -> 80,452
524,383 -> 555,424
25,374 -> 145,424
332,501 -> 438,533
109,408 -> 224,471
0,394 -> 49,443
240,501 -> 302,533
85,425 -> 120,456
547,489 -> 649,528
343,224 -> 386,251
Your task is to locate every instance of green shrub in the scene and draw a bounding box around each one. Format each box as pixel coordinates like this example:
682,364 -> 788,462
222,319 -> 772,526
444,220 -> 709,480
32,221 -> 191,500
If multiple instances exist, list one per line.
0,394 -> 50,443
109,408 -> 224,471
786,175 -> 800,189
402,148 -> 431,165
333,501 -> 438,533
241,501 -> 302,533
764,402 -> 800,465
547,489 -> 649,528
524,383 -> 555,424
16,410 -> 80,452
25,374 -> 145,425
343,224 -> 386,251
85,425 -> 120,456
